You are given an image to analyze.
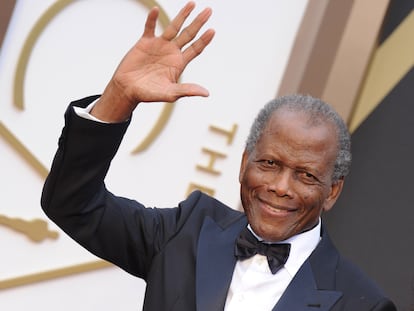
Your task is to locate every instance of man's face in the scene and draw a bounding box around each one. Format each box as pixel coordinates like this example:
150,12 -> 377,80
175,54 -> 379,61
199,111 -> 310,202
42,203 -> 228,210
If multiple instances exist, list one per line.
239,109 -> 344,242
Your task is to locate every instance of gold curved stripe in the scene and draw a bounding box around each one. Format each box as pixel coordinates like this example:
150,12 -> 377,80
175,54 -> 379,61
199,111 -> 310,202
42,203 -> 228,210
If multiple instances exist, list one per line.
0,121 -> 48,179
131,103 -> 174,154
13,0 -> 72,110
13,0 -> 174,153
350,10 -> 414,132
0,260 -> 112,290
3,0 -> 172,290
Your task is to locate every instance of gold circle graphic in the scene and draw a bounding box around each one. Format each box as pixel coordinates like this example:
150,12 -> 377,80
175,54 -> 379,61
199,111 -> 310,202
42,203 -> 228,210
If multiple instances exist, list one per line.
2,0 -> 174,290
13,0 -> 175,153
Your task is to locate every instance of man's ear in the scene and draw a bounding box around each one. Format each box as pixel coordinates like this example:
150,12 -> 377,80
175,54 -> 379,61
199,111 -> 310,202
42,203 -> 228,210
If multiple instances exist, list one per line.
323,177 -> 345,212
239,151 -> 249,183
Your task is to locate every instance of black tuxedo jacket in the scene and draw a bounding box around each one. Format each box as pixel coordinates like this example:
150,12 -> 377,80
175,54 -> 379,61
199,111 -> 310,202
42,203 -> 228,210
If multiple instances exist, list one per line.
41,97 -> 396,310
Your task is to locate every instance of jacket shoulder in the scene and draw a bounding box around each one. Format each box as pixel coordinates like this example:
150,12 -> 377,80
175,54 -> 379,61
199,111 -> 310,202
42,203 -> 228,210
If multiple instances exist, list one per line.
335,256 -> 395,309
178,190 -> 245,226
310,229 -> 395,309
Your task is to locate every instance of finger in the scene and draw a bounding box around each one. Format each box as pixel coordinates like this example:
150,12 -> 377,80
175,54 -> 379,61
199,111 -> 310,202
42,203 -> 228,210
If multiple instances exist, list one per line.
182,28 -> 215,64
171,83 -> 210,100
174,7 -> 212,49
162,2 -> 195,41
143,7 -> 160,37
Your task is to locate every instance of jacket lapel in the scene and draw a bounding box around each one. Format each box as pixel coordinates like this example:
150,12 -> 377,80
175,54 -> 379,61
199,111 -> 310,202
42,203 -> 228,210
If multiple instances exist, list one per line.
196,215 -> 247,311
274,226 -> 343,311
273,261 -> 342,311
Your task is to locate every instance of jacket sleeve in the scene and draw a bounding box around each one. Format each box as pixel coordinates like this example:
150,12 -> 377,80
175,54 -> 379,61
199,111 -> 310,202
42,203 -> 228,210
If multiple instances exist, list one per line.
41,96 -> 183,279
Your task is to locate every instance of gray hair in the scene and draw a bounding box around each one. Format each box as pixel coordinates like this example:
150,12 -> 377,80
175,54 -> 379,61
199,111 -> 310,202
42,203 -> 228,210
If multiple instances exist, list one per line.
245,94 -> 352,182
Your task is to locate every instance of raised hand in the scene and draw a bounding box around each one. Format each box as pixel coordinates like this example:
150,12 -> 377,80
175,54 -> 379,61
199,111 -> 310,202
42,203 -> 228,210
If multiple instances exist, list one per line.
92,2 -> 215,122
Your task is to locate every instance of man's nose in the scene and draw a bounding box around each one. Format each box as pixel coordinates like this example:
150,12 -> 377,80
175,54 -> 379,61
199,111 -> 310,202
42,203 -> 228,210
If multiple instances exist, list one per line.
267,169 -> 293,198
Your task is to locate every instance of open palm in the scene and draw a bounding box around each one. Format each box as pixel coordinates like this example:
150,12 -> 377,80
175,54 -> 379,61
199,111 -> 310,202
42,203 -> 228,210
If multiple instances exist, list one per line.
94,2 -> 215,122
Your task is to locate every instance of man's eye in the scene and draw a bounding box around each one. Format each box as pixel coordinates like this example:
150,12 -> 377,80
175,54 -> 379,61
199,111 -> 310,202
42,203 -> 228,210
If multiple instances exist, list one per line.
256,159 -> 277,168
263,159 -> 280,167
299,171 -> 317,182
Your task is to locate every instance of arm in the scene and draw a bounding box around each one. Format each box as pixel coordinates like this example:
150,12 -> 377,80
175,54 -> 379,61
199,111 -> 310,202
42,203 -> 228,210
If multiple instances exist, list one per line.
41,2 -> 214,277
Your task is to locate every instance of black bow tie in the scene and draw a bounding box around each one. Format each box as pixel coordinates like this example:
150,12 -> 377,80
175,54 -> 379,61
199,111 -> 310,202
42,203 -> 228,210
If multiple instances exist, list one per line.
235,227 -> 291,274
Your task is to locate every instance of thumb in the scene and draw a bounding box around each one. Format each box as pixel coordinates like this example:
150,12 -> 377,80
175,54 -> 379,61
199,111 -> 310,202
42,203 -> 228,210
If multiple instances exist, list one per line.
173,83 -> 210,99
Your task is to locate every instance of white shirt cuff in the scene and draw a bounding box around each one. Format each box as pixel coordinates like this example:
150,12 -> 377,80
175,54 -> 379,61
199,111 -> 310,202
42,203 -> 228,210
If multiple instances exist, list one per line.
73,99 -> 108,123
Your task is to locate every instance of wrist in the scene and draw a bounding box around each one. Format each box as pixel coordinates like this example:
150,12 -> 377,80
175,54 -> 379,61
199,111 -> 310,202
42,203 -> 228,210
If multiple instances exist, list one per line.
91,81 -> 138,122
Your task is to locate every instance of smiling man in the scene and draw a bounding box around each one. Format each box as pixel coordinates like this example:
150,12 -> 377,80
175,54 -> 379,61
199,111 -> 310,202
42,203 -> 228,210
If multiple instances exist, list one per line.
41,2 -> 396,310
239,97 -> 346,243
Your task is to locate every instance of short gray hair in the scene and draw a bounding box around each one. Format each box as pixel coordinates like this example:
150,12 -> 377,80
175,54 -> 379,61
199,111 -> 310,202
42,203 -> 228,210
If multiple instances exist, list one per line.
245,94 -> 352,181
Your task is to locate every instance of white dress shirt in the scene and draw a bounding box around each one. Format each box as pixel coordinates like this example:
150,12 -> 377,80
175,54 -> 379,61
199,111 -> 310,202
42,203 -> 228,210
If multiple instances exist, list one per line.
224,221 -> 321,310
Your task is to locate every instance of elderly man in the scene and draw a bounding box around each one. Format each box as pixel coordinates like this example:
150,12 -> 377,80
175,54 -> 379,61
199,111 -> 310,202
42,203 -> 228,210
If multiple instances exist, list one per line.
41,2 -> 396,310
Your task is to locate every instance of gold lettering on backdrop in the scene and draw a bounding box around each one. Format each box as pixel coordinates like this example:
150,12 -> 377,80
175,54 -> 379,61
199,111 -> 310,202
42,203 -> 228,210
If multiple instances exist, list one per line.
187,123 -> 238,196
186,183 -> 215,197
209,124 -> 238,145
196,148 -> 227,175
0,215 -> 58,242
